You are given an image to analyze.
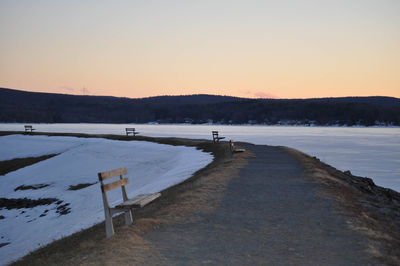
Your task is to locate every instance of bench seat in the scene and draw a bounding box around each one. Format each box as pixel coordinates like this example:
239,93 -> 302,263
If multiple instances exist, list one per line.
116,193 -> 161,209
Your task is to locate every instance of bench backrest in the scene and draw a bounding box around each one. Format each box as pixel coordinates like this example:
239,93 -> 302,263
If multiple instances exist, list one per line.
212,131 -> 219,136
98,167 -> 130,207
126,128 -> 136,132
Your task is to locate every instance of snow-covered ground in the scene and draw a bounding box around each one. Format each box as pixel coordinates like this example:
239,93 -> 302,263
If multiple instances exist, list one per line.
0,135 -> 213,265
0,134 -> 86,161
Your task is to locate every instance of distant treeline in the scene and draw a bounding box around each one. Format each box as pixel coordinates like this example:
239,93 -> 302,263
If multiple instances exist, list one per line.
0,87 -> 399,126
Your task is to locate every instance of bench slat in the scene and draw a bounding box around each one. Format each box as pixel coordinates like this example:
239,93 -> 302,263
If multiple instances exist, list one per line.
102,178 -> 129,192
99,167 -> 127,180
116,193 -> 161,208
128,193 -> 149,203
136,193 -> 161,207
125,193 -> 159,206
132,193 -> 160,207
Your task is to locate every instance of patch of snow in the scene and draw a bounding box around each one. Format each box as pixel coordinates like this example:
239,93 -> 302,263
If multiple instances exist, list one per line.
0,134 -> 87,161
0,135 -> 213,265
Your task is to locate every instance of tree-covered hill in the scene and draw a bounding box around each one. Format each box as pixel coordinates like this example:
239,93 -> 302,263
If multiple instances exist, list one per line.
0,87 -> 399,126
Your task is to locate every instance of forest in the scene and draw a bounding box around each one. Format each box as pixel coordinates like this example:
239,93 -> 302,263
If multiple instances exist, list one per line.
1,87 -> 399,126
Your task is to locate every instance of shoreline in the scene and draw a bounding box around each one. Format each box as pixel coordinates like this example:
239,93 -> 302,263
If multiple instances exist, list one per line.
284,146 -> 400,265
0,132 -> 399,265
1,122 -> 400,128
1,127 -> 399,194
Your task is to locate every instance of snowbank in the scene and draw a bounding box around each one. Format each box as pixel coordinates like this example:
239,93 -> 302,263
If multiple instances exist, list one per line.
0,134 -> 86,161
0,135 -> 213,265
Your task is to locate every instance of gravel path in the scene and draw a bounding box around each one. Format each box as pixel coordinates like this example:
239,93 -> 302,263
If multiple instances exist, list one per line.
145,144 -> 376,265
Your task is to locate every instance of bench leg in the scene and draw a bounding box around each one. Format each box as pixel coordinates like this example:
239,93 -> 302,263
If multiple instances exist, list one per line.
104,209 -> 115,238
125,209 -> 133,226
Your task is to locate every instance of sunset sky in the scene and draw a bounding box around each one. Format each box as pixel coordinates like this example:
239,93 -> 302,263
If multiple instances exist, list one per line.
0,0 -> 399,99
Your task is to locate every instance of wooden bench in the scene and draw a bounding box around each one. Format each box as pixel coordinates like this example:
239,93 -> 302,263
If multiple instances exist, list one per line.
24,125 -> 35,132
229,140 -> 246,154
125,128 -> 140,136
98,167 -> 161,238
212,131 -> 225,143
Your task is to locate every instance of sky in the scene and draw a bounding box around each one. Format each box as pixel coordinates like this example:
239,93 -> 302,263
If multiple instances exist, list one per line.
0,0 -> 399,99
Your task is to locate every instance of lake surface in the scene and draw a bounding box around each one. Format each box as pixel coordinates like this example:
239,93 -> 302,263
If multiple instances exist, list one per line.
1,123 -> 399,192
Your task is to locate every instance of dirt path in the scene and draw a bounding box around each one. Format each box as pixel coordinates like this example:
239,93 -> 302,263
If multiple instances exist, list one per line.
143,143 -> 375,265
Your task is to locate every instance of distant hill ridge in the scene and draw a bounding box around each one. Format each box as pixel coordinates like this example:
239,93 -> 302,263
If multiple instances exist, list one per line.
0,87 -> 399,126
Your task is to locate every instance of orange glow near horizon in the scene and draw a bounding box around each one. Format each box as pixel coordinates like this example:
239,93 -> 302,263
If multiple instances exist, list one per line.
0,1 -> 399,99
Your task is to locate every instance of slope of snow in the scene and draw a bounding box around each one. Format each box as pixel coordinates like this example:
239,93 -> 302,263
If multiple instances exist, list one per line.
0,134 -> 87,161
0,135 -> 213,265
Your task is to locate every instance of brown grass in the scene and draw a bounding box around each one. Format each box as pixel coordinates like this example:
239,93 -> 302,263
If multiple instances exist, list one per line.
283,146 -> 400,266
0,154 -> 58,176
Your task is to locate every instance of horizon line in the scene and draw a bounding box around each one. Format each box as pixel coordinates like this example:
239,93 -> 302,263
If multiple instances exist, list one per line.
1,86 -> 399,101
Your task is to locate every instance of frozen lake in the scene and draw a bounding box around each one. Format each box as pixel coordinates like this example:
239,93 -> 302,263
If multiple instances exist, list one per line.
1,123 -> 399,192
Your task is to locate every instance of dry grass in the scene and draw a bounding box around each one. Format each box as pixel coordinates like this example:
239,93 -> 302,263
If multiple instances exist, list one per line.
0,154 -> 58,176
283,146 -> 400,266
